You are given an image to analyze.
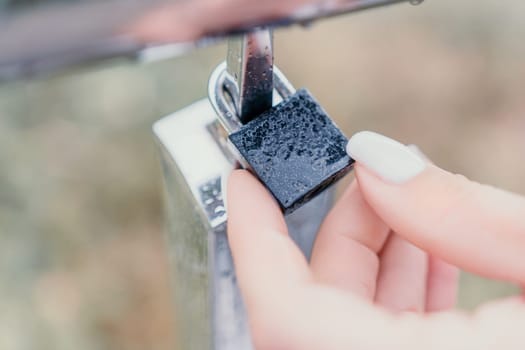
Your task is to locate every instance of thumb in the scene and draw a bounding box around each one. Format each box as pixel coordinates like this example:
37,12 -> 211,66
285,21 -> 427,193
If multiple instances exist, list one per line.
347,131 -> 525,286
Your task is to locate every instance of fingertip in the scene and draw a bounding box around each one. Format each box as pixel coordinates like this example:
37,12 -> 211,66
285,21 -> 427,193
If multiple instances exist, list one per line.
227,168 -> 287,240
227,169 -> 271,216
225,171 -> 311,313
426,257 -> 460,312
221,170 -> 242,222
347,131 -> 426,184
355,159 -> 525,285
227,168 -> 251,197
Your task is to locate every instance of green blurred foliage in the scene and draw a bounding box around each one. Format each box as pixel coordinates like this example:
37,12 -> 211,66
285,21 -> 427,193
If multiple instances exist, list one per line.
0,0 -> 524,349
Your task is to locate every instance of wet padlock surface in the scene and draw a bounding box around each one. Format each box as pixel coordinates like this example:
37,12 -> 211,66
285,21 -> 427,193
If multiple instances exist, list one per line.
229,89 -> 354,214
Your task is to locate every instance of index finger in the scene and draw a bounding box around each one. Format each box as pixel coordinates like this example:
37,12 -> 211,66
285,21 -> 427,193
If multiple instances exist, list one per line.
347,131 -> 525,285
226,170 -> 312,309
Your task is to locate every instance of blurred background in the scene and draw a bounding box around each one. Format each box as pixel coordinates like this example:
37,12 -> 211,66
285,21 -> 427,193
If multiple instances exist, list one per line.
1,0 -> 524,349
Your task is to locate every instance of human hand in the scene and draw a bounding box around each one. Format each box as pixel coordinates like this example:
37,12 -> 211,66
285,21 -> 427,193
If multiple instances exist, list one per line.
226,131 -> 525,350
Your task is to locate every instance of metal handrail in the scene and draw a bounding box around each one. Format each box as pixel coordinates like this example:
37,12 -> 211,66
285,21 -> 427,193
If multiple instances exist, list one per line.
0,0 -> 424,81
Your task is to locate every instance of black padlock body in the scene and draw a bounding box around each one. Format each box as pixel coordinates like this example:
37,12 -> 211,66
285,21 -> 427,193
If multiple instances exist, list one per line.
229,89 -> 354,214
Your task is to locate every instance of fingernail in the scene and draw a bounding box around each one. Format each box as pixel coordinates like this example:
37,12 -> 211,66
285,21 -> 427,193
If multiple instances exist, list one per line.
407,144 -> 430,163
346,131 -> 426,184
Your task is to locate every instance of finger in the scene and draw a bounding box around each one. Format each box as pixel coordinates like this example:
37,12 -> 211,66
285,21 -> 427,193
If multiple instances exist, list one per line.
426,256 -> 460,311
391,298 -> 525,349
226,170 -> 312,311
249,282 -> 525,350
310,180 -> 390,299
407,144 -> 461,311
347,131 -> 525,285
375,234 -> 428,312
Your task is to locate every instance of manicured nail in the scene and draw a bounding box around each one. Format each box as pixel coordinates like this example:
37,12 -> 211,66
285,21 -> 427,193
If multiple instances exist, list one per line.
346,131 -> 426,184
407,144 -> 430,163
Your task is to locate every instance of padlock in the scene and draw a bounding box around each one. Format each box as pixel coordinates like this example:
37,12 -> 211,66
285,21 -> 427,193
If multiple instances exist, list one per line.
230,89 -> 353,214
209,62 -> 354,214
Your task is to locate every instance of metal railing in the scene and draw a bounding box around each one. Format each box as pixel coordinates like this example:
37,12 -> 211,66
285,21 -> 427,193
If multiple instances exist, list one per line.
0,0 -> 423,81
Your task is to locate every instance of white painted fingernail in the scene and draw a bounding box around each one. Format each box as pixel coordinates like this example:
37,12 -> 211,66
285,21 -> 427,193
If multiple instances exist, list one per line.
346,131 -> 426,184
407,144 -> 430,163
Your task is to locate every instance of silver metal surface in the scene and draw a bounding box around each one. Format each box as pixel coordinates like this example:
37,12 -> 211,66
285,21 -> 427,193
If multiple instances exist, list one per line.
155,100 -> 239,350
0,0 -> 424,81
226,29 -> 274,124
154,98 -> 332,349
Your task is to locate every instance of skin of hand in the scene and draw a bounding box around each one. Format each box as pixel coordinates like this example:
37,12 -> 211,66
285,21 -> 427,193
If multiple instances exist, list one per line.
226,131 -> 525,350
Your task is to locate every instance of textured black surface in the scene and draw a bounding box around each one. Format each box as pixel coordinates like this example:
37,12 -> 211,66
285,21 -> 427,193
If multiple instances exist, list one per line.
229,89 -> 354,214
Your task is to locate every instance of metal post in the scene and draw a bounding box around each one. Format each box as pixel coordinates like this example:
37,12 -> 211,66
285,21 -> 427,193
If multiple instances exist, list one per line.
154,27 -> 333,350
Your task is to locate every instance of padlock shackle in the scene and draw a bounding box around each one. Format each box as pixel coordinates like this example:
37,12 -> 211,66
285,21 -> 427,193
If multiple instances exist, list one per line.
208,62 -> 295,135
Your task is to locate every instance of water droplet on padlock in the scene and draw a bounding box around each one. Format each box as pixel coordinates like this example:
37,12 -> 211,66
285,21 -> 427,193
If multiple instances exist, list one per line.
229,89 -> 354,214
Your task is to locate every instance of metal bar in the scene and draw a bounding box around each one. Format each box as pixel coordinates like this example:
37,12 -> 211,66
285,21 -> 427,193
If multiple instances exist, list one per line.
0,0 -> 423,82
225,29 -> 274,124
